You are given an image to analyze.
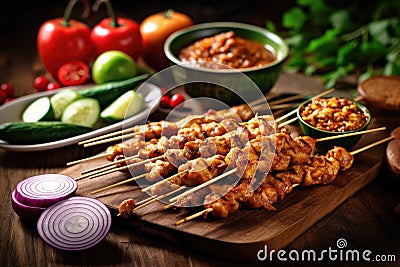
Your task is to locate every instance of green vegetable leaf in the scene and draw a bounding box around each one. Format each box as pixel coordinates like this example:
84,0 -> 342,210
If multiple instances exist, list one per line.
265,21 -> 277,33
283,7 -> 307,31
337,41 -> 357,65
306,29 -> 339,52
330,10 -> 351,31
278,1 -> 400,88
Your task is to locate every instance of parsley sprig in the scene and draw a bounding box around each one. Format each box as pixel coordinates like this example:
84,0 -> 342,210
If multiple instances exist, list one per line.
268,0 -> 400,88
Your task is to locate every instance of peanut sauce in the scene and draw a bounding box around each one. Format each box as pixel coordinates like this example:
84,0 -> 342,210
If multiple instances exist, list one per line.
299,97 -> 369,132
178,31 -> 276,69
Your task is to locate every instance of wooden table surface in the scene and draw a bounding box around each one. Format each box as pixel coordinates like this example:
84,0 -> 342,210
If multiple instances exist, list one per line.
1,1 -> 399,266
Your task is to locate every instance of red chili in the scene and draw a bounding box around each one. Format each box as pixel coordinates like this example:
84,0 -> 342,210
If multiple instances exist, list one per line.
90,0 -> 142,60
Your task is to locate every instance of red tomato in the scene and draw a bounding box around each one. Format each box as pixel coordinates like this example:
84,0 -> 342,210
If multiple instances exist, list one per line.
169,93 -> 185,108
33,76 -> 50,92
37,1 -> 95,79
0,83 -> 15,97
160,94 -> 171,108
91,0 -> 142,60
46,82 -> 61,91
91,18 -> 142,60
140,9 -> 193,70
57,61 -> 89,86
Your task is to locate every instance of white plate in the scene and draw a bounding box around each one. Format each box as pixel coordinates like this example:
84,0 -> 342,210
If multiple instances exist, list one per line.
0,82 -> 162,152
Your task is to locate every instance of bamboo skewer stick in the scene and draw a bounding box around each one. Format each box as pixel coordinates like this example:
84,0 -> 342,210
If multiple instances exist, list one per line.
66,152 -> 112,166
141,171 -> 188,193
168,168 -> 238,203
275,88 -> 335,123
315,127 -> 386,142
270,102 -> 301,110
78,129 -> 144,145
268,91 -> 313,106
175,208 -> 214,225
83,131 -> 143,147
76,155 -> 165,180
277,117 -> 298,128
132,186 -> 186,212
81,155 -> 139,174
350,135 -> 395,155
90,173 -> 147,194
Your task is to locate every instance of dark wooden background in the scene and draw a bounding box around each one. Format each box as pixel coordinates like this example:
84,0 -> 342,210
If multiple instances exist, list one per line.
1,1 -> 400,266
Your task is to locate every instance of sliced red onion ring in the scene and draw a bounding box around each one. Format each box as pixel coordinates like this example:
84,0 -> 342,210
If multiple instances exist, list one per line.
14,174 -> 77,208
37,196 -> 112,251
11,189 -> 47,221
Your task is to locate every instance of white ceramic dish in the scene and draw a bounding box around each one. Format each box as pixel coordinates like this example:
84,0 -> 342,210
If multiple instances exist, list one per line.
0,82 -> 162,152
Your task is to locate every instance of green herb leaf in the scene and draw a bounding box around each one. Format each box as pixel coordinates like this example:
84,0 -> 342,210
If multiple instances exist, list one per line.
330,10 -> 351,31
283,7 -> 307,31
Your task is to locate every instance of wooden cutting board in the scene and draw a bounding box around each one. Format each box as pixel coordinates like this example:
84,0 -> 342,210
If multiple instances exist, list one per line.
60,120 -> 386,263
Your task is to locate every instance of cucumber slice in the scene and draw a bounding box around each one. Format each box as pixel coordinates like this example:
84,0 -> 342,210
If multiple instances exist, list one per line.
100,90 -> 144,122
22,96 -> 55,122
61,98 -> 100,128
0,121 -> 92,145
50,89 -> 81,119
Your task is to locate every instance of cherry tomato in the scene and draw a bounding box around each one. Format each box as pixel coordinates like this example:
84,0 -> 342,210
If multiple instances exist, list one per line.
46,82 -> 61,91
34,76 -> 50,92
160,94 -> 171,108
57,60 -> 89,86
169,93 -> 185,108
140,9 -> 193,70
4,98 -> 15,103
0,90 -> 7,104
0,83 -> 15,98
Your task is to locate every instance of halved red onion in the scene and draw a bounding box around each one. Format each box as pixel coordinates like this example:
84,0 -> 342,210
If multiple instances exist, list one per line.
14,174 -> 77,208
37,196 -> 112,251
11,189 -> 47,221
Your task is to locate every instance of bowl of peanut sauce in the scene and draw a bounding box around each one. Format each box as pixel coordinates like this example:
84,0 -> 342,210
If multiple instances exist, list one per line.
297,96 -> 371,150
164,22 -> 289,105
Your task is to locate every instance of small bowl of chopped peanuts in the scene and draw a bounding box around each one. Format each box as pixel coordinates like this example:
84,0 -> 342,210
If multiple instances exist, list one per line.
297,96 -> 371,150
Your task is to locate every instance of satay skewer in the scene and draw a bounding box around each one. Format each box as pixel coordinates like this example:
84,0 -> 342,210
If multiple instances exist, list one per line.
168,168 -> 238,203
79,126 -> 386,185
116,127 -> 386,211
78,103 -> 255,147
83,92 -> 314,148
141,171 -> 188,193
173,135 -> 394,225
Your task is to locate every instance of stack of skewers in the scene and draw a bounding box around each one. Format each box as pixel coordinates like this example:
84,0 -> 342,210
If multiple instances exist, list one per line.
68,91 -> 393,225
